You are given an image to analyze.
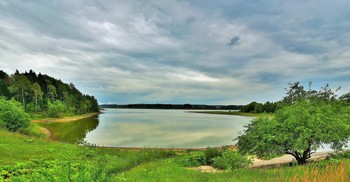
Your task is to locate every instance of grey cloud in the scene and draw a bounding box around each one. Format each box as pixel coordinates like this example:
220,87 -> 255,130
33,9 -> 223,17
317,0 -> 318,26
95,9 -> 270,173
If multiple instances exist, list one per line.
227,36 -> 240,46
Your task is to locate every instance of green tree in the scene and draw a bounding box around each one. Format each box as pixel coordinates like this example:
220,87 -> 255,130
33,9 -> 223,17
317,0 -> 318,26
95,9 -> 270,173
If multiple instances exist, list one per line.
0,97 -> 31,132
9,75 -> 31,110
32,82 -> 43,112
47,84 -> 57,102
253,103 -> 263,113
241,101 -> 258,112
282,82 -> 307,104
237,100 -> 350,165
47,100 -> 66,118
2,70 -> 99,116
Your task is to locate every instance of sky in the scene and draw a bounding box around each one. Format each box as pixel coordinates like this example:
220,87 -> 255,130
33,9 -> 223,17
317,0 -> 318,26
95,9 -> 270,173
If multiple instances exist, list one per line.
1,0 -> 350,105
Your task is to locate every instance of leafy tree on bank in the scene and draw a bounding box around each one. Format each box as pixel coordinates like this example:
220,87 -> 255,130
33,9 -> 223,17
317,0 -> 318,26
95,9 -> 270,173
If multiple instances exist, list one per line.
237,83 -> 350,165
0,97 -> 30,132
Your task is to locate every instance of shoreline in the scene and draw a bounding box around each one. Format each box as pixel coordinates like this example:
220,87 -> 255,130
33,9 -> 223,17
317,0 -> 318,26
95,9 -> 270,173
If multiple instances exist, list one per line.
32,112 -> 101,123
95,145 -> 237,151
190,111 -> 269,117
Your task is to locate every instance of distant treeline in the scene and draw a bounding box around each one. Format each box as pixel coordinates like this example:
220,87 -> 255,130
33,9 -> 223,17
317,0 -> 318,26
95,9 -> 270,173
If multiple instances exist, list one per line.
0,70 -> 99,117
100,104 -> 243,110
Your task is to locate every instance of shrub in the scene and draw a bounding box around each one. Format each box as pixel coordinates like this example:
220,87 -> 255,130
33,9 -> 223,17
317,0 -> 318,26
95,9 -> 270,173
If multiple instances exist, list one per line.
212,150 -> 252,170
0,97 -> 31,132
204,147 -> 222,165
179,152 -> 206,167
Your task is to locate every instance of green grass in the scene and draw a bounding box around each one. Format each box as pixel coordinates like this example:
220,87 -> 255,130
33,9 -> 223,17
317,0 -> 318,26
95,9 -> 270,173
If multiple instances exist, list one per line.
191,111 -> 271,117
0,129 -> 176,181
17,123 -> 48,139
116,158 -> 350,182
1,129 -> 349,181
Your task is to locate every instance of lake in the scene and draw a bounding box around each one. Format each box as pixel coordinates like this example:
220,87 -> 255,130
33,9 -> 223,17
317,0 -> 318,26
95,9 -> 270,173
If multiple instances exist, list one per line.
40,109 -> 253,148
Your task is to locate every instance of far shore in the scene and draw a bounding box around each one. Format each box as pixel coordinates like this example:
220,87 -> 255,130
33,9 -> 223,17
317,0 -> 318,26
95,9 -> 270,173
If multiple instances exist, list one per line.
190,111 -> 270,117
32,112 -> 101,123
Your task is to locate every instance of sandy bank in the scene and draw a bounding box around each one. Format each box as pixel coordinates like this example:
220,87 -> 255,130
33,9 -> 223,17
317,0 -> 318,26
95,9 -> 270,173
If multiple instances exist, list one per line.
32,112 -> 101,123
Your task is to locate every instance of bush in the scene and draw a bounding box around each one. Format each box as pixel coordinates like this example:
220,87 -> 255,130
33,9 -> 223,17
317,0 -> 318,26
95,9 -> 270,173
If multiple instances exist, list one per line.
0,97 -> 31,132
204,147 -> 222,165
179,152 -> 206,167
212,150 -> 252,170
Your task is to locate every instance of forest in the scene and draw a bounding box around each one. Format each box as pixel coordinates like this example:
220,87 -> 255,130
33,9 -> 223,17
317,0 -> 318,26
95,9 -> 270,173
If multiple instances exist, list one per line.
0,70 -> 99,118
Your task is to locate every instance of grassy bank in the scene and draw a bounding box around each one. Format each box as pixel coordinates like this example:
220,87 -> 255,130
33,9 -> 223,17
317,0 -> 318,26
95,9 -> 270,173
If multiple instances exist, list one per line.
0,129 -> 176,181
190,111 -> 271,117
1,129 -> 350,181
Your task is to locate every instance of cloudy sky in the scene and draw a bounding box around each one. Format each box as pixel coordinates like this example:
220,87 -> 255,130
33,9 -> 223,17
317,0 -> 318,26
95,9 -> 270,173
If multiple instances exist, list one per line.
1,0 -> 350,104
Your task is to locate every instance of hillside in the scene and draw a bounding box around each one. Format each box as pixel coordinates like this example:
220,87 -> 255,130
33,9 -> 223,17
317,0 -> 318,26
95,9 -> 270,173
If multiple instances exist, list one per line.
0,70 -> 99,118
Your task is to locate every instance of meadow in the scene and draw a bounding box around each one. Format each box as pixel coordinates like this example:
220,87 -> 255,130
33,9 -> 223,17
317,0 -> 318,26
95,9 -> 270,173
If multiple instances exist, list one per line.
1,128 -> 349,182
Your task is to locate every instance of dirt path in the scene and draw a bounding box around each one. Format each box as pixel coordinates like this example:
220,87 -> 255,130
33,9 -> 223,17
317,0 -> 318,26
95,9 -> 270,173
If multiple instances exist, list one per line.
251,151 -> 336,168
32,112 -> 101,123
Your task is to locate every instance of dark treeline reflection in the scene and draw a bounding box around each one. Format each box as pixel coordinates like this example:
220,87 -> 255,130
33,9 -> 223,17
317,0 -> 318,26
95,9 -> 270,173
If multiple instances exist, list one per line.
39,116 -> 99,144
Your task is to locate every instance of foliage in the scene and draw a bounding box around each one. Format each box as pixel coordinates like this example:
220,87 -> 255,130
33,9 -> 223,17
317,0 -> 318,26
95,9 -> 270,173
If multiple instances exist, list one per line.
0,97 -> 31,132
240,101 -> 279,113
236,117 -> 280,158
31,82 -> 43,112
204,147 -> 222,165
237,83 -> 350,165
327,151 -> 350,160
212,150 -> 252,170
8,74 -> 31,109
179,148 -> 251,170
179,152 -> 206,167
47,100 -> 67,118
0,70 -> 99,118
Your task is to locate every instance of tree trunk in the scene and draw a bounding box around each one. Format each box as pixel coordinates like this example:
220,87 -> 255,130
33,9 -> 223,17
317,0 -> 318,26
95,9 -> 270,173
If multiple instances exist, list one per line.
295,156 -> 307,165
21,87 -> 26,111
286,148 -> 310,165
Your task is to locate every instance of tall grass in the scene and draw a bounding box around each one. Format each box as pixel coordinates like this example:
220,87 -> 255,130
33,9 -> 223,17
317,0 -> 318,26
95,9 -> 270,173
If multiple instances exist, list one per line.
288,162 -> 348,182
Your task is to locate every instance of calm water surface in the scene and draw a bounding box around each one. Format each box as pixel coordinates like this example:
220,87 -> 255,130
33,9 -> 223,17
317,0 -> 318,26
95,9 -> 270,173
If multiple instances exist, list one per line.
42,109 -> 253,148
